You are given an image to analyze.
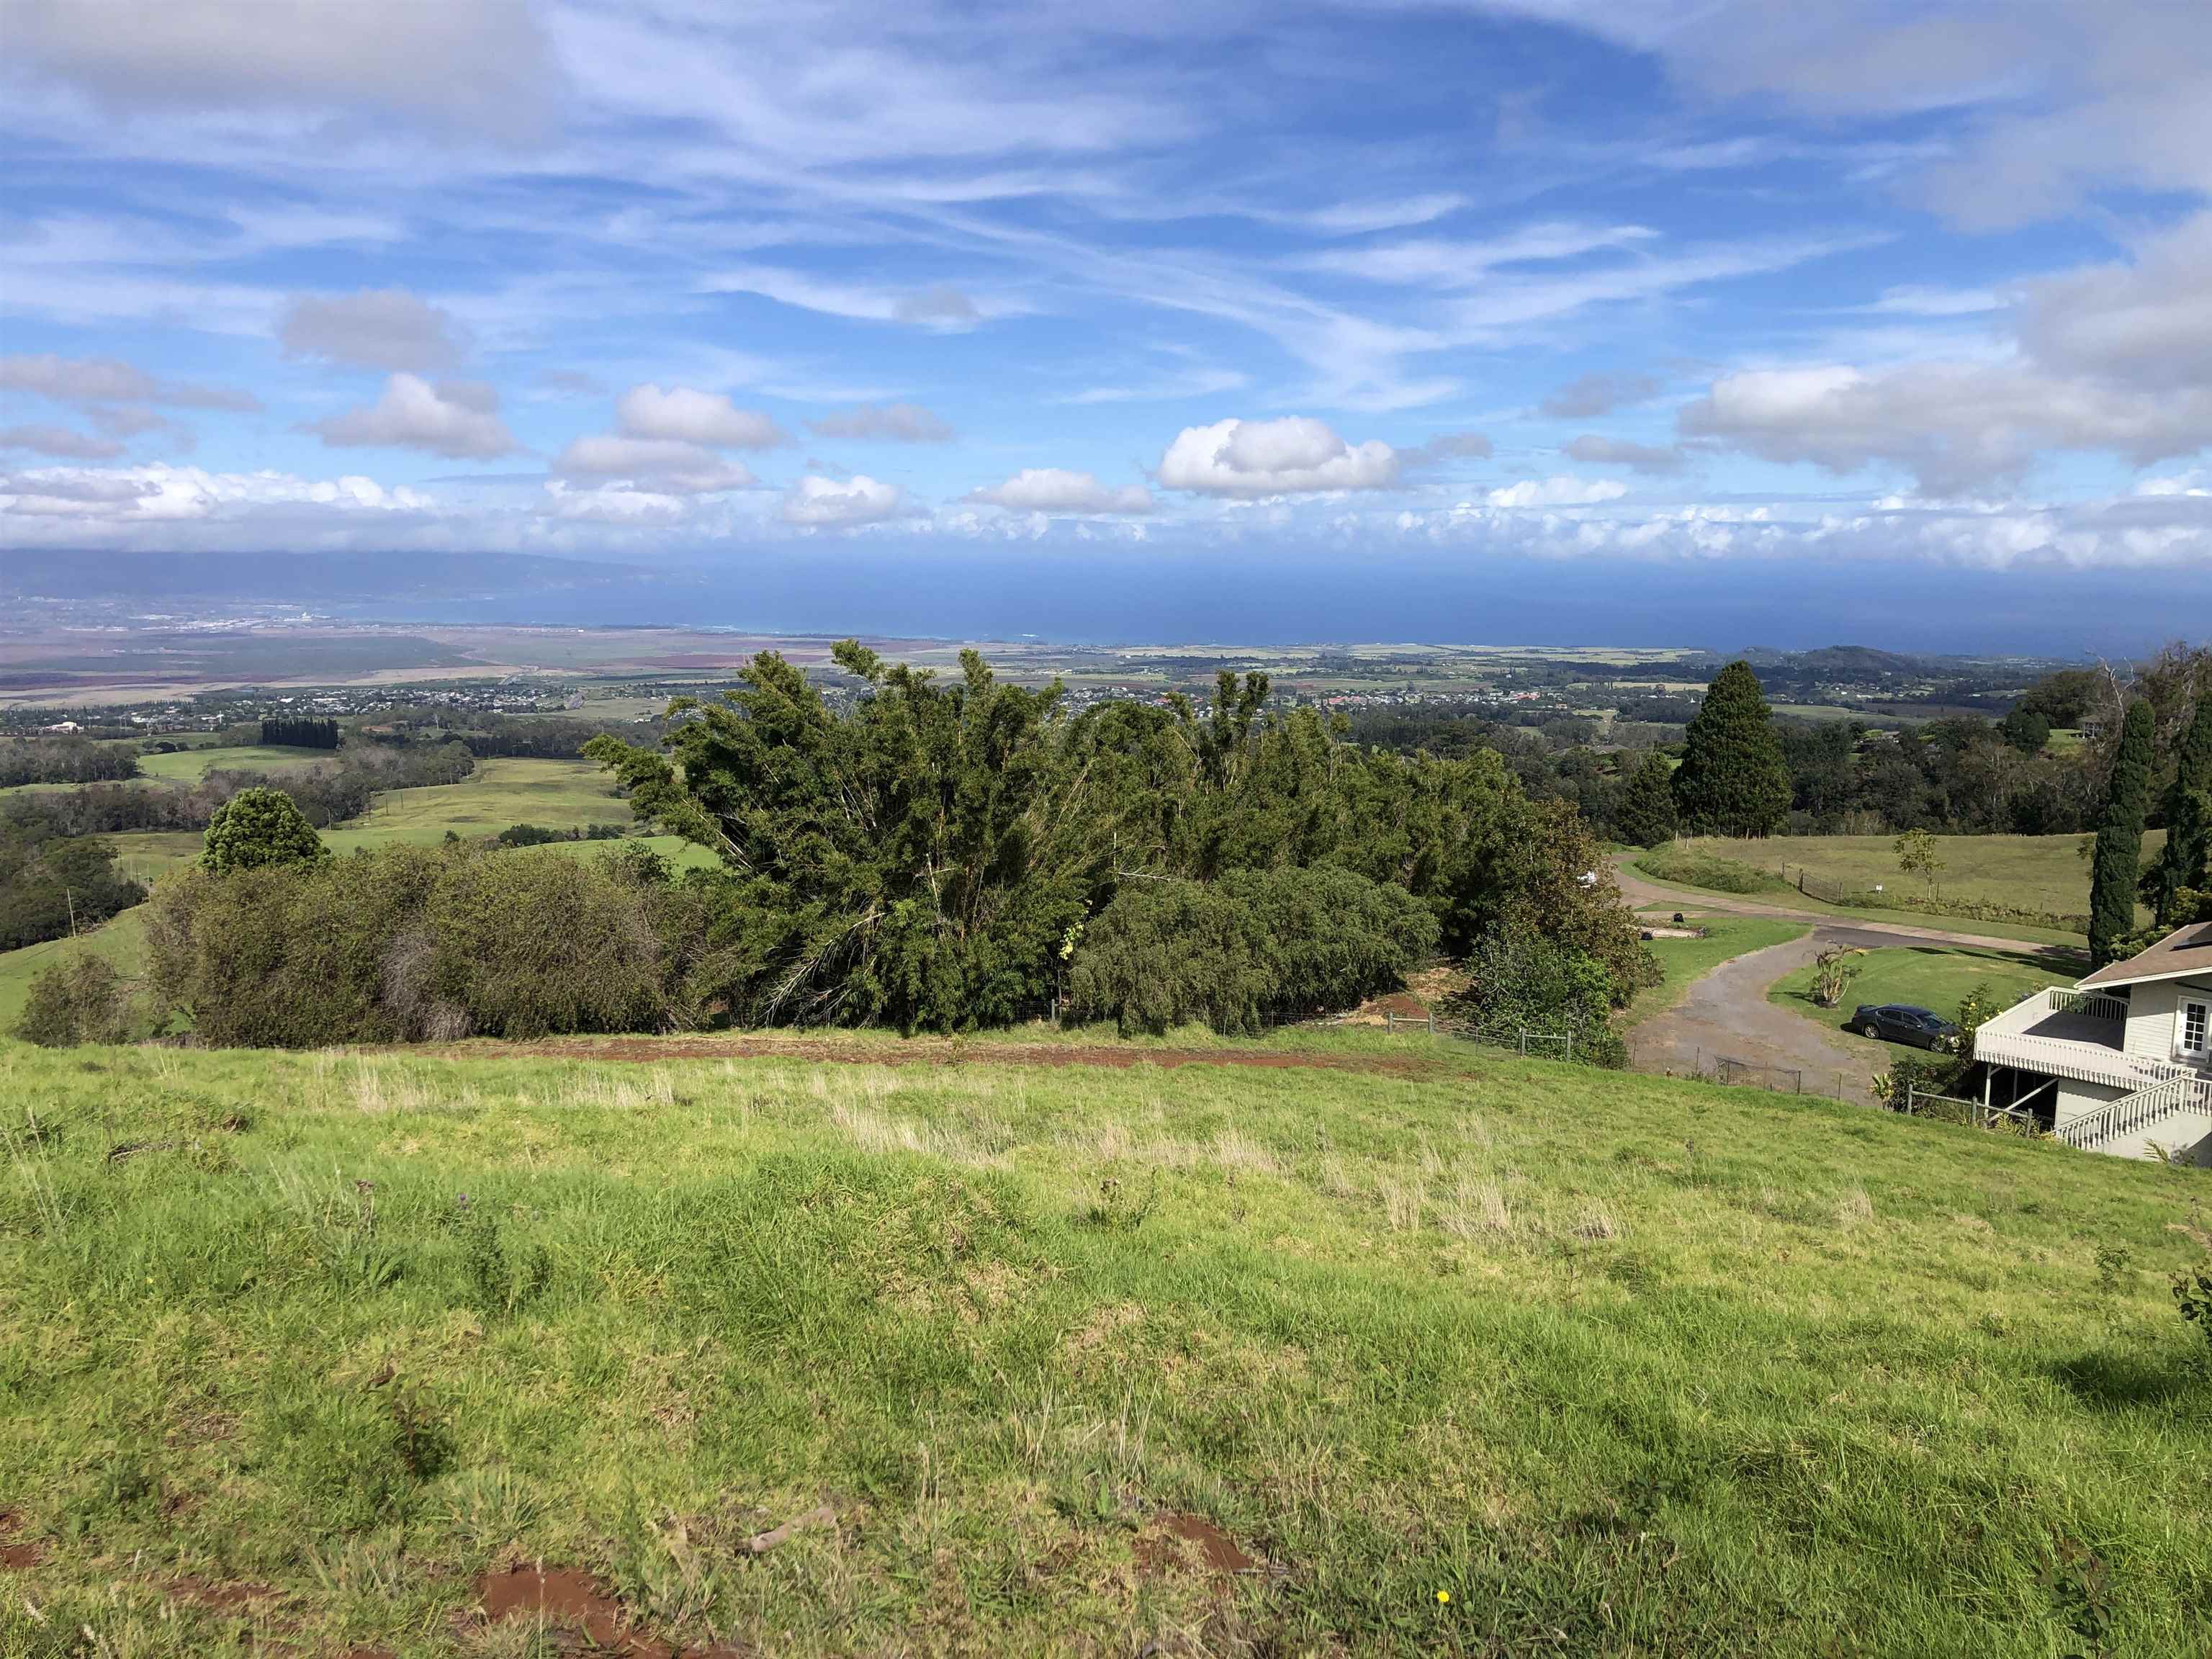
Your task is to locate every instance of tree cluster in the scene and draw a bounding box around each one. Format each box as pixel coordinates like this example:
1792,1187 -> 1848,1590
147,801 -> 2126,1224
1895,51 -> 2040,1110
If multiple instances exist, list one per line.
0,739 -> 140,788
259,716 -> 341,750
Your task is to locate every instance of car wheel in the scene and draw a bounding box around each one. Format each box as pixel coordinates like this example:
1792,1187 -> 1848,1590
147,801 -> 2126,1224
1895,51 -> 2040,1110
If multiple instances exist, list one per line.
1859,1022 -> 1881,1038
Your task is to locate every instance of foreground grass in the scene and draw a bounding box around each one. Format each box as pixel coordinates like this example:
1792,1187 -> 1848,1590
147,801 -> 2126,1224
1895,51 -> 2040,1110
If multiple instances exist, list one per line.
3,1035 -> 2210,1656
1622,916 -> 1809,1030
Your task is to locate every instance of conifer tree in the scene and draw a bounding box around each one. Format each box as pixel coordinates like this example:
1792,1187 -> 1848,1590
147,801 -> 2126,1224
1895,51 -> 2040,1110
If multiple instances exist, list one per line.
2088,698 -> 2154,963
2154,687 -> 2212,926
1614,752 -> 1679,847
1671,662 -> 1791,837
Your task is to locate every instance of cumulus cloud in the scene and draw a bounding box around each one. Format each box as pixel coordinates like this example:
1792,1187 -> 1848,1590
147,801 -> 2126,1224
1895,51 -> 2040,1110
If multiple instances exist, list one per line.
1157,417 -> 1399,498
1565,435 -> 1688,475
0,424 -> 125,460
279,289 -> 468,372
2,0 -> 562,141
307,374 -> 516,459
0,462 -> 429,523
614,384 -> 789,449
553,435 -> 757,495
967,468 -> 1152,515
1539,372 -> 1661,419
1485,476 -> 1630,508
810,403 -> 956,443
0,352 -> 258,410
780,474 -> 904,527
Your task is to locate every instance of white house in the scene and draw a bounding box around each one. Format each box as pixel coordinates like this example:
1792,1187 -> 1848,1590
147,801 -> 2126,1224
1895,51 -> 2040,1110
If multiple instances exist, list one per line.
1972,922 -> 2212,1163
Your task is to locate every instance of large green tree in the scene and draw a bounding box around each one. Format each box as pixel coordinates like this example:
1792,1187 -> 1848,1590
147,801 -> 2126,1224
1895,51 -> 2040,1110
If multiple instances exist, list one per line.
1672,662 -> 1791,837
202,787 -> 326,873
1614,752 -> 1679,847
2088,698 -> 2154,963
2153,685 -> 2212,927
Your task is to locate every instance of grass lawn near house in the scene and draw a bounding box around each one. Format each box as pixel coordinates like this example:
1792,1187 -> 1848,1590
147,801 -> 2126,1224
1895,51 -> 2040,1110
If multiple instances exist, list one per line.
0,1034 -> 2208,1656
1622,915 -> 1811,1029
1768,943 -> 2064,1048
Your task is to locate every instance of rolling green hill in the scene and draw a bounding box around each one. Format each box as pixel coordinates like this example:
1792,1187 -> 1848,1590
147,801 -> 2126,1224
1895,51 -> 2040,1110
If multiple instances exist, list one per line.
1,1033 -> 2206,1655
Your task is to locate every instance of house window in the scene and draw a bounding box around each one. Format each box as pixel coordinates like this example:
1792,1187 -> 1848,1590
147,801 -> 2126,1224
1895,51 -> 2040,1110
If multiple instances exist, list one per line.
2182,999 -> 2211,1059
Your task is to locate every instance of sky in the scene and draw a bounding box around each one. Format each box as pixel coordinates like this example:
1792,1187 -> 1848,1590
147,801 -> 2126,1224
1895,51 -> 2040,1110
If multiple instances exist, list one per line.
3,0 -> 2211,649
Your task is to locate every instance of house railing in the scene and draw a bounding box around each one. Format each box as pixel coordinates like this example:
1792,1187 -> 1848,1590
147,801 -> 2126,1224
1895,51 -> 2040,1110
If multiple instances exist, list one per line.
2048,989 -> 2127,1021
2055,1073 -> 2212,1152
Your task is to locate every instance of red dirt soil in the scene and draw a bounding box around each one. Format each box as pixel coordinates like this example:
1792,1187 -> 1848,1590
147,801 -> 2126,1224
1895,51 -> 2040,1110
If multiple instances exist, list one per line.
1133,1511 -> 1256,1574
472,1563 -> 745,1658
432,1034 -> 1427,1075
0,1510 -> 42,1571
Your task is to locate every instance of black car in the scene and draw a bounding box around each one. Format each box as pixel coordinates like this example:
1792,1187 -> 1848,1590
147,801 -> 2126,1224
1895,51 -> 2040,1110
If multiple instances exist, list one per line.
1850,1003 -> 1961,1049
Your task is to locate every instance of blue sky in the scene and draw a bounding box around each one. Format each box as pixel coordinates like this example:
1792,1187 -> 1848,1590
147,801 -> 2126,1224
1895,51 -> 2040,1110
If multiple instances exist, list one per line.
2,1 -> 2211,643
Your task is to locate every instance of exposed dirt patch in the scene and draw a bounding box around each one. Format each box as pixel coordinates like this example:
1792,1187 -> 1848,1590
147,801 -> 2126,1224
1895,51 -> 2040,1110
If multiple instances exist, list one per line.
470,1563 -> 746,1658
431,1035 -> 1426,1076
0,1510 -> 43,1570
1134,1512 -> 1256,1574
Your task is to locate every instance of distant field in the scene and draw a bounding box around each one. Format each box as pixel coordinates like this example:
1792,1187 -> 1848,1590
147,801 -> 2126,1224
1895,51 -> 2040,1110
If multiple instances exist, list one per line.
318,757 -> 630,853
1769,943 -> 2060,1051
1674,832 -> 2161,929
135,743 -> 332,781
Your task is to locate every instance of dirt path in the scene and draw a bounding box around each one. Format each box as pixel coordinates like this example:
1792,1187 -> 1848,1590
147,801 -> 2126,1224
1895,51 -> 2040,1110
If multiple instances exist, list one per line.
1628,924 -> 1905,1099
1614,853 -> 2082,960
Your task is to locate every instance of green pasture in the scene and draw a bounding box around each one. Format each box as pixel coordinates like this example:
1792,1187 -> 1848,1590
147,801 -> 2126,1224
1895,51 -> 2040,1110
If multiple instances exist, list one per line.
1769,943 -> 2064,1050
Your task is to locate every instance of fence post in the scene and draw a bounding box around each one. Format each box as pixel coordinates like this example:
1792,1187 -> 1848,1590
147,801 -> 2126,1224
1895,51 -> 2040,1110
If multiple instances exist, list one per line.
1426,1011 -> 1434,1035
1565,1033 -> 1573,1064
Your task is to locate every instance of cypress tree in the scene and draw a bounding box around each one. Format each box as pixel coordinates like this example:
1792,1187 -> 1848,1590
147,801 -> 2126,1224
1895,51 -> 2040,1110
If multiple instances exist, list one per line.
1672,662 -> 1791,837
2088,698 -> 2154,963
1615,752 -> 1680,847
2154,688 -> 2212,925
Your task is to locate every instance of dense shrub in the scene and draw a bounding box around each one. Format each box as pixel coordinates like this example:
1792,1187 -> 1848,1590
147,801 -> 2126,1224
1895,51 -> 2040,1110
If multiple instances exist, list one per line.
13,953 -> 137,1047
1069,866 -> 1438,1035
1442,930 -> 1632,1068
145,843 -> 711,1046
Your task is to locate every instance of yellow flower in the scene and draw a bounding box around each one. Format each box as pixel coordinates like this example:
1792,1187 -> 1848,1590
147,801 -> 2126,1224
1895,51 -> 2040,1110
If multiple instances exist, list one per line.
1436,1591 -> 1450,1605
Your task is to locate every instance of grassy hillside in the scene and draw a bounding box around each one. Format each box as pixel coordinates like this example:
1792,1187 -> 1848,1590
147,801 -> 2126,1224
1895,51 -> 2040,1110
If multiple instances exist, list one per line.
1671,832 -> 2162,927
1,1034 -> 2207,1656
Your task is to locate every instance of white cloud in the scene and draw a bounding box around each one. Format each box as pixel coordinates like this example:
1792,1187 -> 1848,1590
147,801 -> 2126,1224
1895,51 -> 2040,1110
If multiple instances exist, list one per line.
0,352 -> 258,410
540,480 -> 688,525
0,423 -> 124,460
1,0 -> 562,140
0,462 -> 428,522
307,374 -> 516,459
780,473 -> 904,527
968,468 -> 1152,515
703,266 -> 1006,332
1158,417 -> 1399,498
1298,222 -> 1658,286
1485,476 -> 1629,508
1565,435 -> 1687,475
615,384 -> 788,449
809,403 -> 956,443
279,289 -> 468,372
553,435 -> 756,495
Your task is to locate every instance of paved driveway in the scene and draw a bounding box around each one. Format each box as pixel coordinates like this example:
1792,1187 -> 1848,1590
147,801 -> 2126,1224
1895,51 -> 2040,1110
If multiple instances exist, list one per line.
1629,923 -> 1912,1101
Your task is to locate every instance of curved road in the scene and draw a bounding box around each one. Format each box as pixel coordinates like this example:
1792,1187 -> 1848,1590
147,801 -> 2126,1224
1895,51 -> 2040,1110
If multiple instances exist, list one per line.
1614,855 -> 2081,1102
